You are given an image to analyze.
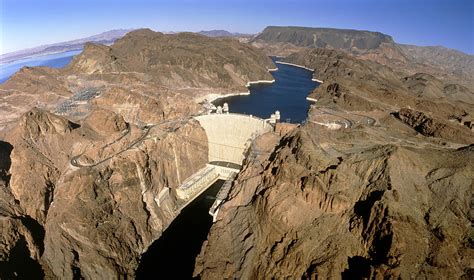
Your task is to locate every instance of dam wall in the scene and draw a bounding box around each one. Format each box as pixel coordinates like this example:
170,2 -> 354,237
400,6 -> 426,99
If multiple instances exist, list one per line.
194,113 -> 272,165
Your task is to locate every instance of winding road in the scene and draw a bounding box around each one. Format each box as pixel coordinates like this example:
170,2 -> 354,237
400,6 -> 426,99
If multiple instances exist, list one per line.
70,125 -> 153,168
308,107 -> 376,129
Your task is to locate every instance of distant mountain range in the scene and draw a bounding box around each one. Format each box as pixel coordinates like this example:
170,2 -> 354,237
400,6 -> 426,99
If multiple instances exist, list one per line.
0,29 -> 133,64
250,26 -> 474,87
0,29 -> 254,64
3,25 -> 472,86
197,30 -> 252,38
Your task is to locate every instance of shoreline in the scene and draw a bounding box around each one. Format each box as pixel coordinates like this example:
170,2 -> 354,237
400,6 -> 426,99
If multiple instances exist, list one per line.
0,49 -> 82,66
199,60 -> 327,105
199,79 -> 276,104
198,91 -> 250,104
245,79 -> 275,87
311,78 -> 324,83
275,61 -> 315,71
275,61 -> 324,84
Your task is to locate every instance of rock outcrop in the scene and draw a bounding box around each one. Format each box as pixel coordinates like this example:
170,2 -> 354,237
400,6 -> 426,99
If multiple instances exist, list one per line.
283,48 -> 473,145
1,107 -> 209,278
252,26 -> 474,89
0,29 -> 275,123
68,29 -> 275,91
396,108 -> 473,144
195,29 -> 473,280
252,26 -> 400,54
1,25 -> 472,279
0,27 -> 280,278
195,123 -> 473,279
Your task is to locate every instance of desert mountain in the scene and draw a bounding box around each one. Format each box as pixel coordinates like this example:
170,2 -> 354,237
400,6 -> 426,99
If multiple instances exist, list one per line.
67,29 -> 274,90
195,125 -> 473,279
252,26 -> 398,53
195,38 -> 473,280
0,28 -> 276,278
0,26 -> 472,279
251,26 -> 474,88
399,44 -> 474,78
0,29 -> 275,123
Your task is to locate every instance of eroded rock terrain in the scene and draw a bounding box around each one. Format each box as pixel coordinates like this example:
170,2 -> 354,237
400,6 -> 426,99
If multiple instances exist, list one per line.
0,29 -> 275,278
195,123 -> 473,279
195,29 -> 473,279
0,26 -> 472,279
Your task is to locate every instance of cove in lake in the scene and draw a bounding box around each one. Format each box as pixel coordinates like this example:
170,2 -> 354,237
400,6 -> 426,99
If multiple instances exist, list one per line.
213,58 -> 320,123
0,50 -> 81,84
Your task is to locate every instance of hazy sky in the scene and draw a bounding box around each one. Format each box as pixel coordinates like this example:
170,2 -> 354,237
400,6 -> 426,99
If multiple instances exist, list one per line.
1,0 -> 473,54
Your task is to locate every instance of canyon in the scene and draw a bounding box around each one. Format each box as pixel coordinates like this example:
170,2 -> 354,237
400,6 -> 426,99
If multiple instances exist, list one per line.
0,26 -> 473,279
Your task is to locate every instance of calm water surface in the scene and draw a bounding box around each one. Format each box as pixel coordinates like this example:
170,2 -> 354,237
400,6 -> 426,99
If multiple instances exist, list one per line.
0,50 -> 81,83
214,58 -> 319,123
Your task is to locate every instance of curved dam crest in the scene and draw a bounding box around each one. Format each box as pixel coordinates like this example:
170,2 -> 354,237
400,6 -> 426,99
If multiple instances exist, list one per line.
194,113 -> 273,165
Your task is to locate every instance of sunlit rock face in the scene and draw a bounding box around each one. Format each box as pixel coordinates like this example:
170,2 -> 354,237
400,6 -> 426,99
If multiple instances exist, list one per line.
195,29 -> 473,280
0,28 -> 277,278
195,123 -> 473,279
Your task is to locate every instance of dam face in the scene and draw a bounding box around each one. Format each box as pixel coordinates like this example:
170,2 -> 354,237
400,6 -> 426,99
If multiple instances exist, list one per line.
194,113 -> 273,165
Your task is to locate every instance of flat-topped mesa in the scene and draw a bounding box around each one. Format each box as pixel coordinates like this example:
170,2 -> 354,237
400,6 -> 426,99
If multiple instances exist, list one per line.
67,28 -> 275,91
253,26 -> 395,52
252,26 -> 474,88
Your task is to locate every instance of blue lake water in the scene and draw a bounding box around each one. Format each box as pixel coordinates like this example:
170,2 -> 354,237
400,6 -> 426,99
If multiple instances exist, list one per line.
0,50 -> 81,83
213,58 -> 319,123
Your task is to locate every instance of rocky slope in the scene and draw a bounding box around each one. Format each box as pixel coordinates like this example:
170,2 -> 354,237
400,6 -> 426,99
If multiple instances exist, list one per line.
195,38 -> 473,279
253,26 -> 393,50
251,26 -> 408,64
252,26 -> 474,88
67,29 -> 274,91
1,107 -> 209,278
195,123 -> 473,279
0,28 -> 275,278
283,48 -> 473,142
0,29 -> 275,123
0,25 -> 472,279
399,44 -> 474,78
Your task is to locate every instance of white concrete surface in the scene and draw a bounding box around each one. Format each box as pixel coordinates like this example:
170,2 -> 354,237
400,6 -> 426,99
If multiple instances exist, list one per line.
194,113 -> 272,165
175,163 -> 240,210
246,80 -> 275,87
275,61 -> 315,71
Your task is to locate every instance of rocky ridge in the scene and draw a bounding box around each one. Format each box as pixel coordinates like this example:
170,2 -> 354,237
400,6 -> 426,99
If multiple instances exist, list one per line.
0,28 -> 275,278
252,26 -> 474,88
195,38 -> 473,279
195,123 -> 473,279
0,26 -> 472,279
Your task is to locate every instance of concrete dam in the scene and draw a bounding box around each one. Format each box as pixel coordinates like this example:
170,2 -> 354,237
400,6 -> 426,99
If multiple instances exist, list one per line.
164,110 -> 277,219
194,113 -> 273,165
